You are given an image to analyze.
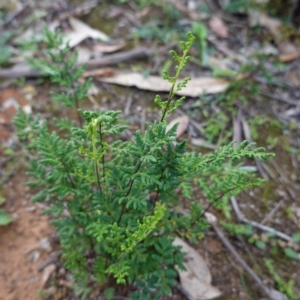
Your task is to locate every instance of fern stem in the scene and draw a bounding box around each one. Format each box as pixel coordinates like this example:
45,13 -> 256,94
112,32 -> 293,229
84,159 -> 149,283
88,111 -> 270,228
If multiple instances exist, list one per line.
61,160 -> 75,189
117,160 -> 143,225
98,123 -> 105,179
58,157 -> 95,250
58,48 -> 82,127
95,161 -> 103,194
197,186 -> 239,221
160,51 -> 189,123
152,159 -> 171,207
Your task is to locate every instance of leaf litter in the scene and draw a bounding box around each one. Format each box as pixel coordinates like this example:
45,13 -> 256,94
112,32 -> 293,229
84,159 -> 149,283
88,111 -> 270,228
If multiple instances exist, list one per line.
1,0 -> 300,299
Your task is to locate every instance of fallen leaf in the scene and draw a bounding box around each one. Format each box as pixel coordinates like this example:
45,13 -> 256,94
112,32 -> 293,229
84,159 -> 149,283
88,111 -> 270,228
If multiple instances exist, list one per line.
41,264 -> 56,287
280,50 -> 300,63
173,237 -> 222,300
82,68 -> 115,78
98,72 -> 229,97
167,116 -> 190,138
248,10 -> 299,55
209,15 -> 228,38
76,46 -> 93,64
65,17 -> 110,48
92,42 -> 126,53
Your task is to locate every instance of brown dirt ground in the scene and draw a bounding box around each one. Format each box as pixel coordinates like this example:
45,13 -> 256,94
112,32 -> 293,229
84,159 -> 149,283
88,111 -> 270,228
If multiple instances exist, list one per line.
0,174 -> 54,300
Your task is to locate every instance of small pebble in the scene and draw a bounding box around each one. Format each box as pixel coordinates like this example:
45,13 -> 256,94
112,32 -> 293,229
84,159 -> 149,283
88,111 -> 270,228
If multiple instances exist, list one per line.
39,238 -> 52,252
44,286 -> 57,297
41,264 -> 56,287
30,250 -> 41,264
25,206 -> 36,212
11,212 -> 19,220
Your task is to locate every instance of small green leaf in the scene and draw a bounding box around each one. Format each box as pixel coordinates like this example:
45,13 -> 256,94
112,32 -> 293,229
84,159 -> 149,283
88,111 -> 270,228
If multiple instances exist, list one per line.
266,231 -> 276,238
0,210 -> 13,226
284,248 -> 298,260
104,287 -> 115,300
255,240 -> 266,250
0,196 -> 6,205
292,233 -> 300,243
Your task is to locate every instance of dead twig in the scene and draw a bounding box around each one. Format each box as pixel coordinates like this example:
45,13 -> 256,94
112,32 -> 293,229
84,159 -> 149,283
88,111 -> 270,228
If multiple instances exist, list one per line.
86,47 -> 153,68
240,115 -> 273,180
0,48 -> 153,79
205,212 -> 288,300
259,91 -> 299,106
38,251 -> 61,272
260,199 -> 284,225
230,196 -> 294,244
0,1 -> 30,29
55,0 -> 100,21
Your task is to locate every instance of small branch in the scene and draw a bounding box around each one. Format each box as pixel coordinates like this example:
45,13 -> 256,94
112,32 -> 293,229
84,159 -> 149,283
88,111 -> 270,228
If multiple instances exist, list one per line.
95,160 -> 103,194
152,159 -> 171,207
98,123 -> 105,179
0,1 -> 29,28
117,160 -> 142,225
197,187 -> 239,221
230,197 -> 294,244
86,47 -> 153,68
205,212 -> 288,300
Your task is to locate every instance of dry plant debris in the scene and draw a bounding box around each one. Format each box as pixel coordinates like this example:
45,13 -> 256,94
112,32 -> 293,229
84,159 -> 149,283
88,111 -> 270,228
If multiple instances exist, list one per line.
0,0 -> 300,299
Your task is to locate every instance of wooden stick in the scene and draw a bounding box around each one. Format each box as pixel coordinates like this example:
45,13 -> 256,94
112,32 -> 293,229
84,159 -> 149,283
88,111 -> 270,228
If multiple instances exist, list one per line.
0,48 -> 153,79
205,212 -> 288,300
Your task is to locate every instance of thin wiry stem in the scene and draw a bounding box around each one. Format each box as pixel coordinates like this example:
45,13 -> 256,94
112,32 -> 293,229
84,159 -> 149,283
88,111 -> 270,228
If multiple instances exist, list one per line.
160,54 -> 190,123
99,123 -> 105,179
95,160 -> 103,194
117,160 -> 142,225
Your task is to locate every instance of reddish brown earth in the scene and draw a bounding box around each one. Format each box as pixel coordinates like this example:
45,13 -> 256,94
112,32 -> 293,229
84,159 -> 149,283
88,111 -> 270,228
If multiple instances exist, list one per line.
0,175 -> 54,300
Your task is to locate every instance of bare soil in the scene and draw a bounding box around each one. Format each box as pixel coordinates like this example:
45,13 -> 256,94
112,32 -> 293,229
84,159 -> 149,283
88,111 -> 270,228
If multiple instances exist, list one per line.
1,1 -> 300,300
0,173 -> 54,300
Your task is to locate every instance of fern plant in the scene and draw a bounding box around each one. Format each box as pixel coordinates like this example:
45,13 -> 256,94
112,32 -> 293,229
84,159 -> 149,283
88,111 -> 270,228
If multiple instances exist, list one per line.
14,28 -> 273,299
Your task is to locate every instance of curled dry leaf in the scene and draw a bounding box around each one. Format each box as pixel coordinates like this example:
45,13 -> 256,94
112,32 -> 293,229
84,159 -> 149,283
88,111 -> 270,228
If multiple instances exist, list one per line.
209,15 -> 228,38
92,42 -> 126,53
82,68 -> 115,78
173,237 -> 222,300
76,46 -> 93,64
41,264 -> 56,287
167,116 -> 190,138
248,10 -> 299,55
65,17 -> 110,48
98,72 -> 229,97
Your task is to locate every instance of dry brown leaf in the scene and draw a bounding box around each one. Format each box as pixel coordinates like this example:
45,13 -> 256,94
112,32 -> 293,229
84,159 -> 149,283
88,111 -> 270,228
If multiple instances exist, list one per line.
98,72 -> 229,97
82,68 -> 115,78
41,264 -> 56,287
248,10 -> 298,55
209,15 -> 228,38
279,51 -> 300,63
76,46 -> 93,64
65,17 -> 110,48
166,116 -> 190,138
173,237 -> 222,300
93,42 -> 126,53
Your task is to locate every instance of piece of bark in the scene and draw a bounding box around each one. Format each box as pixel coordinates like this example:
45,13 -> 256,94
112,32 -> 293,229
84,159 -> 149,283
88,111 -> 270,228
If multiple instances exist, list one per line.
0,48 -> 153,79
